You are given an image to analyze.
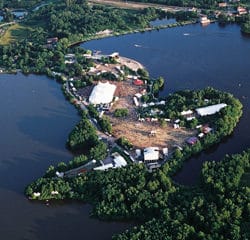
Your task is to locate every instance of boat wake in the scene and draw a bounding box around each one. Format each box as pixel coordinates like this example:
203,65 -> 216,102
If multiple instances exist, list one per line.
134,44 -> 142,48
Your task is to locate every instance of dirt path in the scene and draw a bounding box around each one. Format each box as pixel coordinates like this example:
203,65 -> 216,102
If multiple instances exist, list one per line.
89,0 -> 189,12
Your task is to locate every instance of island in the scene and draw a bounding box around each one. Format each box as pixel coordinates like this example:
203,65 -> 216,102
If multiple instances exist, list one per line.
0,0 -> 250,239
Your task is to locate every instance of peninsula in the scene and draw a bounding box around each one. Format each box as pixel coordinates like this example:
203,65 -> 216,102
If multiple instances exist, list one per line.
0,0 -> 249,239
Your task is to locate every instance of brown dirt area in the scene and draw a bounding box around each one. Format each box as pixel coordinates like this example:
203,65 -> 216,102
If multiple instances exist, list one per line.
106,80 -> 196,150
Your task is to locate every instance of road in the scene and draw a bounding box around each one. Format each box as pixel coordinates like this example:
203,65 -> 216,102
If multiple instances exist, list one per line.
0,21 -> 16,28
89,0 -> 189,12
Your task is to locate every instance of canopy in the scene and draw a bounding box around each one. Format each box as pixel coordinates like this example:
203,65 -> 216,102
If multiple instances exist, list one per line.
89,82 -> 116,105
196,103 -> 227,116
133,79 -> 144,86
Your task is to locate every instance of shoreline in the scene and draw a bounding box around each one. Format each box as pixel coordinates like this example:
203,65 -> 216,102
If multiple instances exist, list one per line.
69,19 -> 198,47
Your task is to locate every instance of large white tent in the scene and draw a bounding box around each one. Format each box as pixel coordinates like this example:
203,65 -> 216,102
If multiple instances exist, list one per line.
196,103 -> 227,116
89,82 -> 116,105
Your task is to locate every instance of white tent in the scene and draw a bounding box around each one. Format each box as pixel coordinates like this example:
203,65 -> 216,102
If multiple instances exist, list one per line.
89,82 -> 116,105
144,147 -> 159,161
196,103 -> 227,116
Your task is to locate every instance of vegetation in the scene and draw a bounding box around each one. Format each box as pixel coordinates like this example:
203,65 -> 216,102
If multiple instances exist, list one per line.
25,149 -> 250,239
152,76 -> 164,96
67,112 -> 99,151
99,115 -> 112,134
25,84 -> 248,239
116,137 -> 133,150
241,16 -> 250,34
114,108 -> 129,118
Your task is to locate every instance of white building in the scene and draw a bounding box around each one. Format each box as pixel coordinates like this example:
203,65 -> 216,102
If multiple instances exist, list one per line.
144,147 -> 160,162
94,155 -> 127,171
196,103 -> 227,116
89,82 -> 116,105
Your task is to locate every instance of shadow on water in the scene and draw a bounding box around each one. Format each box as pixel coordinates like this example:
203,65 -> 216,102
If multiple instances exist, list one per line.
17,115 -> 75,149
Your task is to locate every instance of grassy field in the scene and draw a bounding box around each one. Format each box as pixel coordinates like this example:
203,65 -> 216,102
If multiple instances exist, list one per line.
0,23 -> 33,45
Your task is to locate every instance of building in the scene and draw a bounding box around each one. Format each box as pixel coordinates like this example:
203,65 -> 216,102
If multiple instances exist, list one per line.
144,147 -> 160,162
94,154 -> 127,171
237,6 -> 248,15
196,103 -> 227,116
200,16 -> 211,25
89,82 -> 116,105
218,2 -> 227,7
133,79 -> 144,86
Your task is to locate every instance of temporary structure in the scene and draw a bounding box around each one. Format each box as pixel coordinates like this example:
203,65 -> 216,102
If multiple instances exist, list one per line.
89,82 -> 116,105
196,103 -> 227,116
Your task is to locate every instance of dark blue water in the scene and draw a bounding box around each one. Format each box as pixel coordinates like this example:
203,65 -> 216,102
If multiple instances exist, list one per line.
1,23 -> 250,240
0,73 -> 131,240
83,23 -> 250,184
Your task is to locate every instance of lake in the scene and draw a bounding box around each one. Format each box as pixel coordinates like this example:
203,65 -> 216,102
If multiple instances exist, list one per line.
0,73 -> 131,240
0,22 -> 250,240
82,23 -> 250,185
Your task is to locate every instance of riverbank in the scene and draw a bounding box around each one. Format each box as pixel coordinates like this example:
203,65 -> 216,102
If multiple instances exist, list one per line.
69,19 -> 198,47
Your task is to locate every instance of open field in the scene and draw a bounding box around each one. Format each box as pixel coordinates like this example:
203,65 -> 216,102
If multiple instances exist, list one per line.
89,0 -> 189,12
107,79 -> 196,150
0,23 -> 33,45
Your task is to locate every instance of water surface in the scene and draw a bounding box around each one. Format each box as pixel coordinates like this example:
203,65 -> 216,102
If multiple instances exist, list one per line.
0,73 -> 131,240
83,23 -> 250,185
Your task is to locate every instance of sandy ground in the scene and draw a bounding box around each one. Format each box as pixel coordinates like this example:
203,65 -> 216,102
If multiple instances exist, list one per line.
118,56 -> 144,72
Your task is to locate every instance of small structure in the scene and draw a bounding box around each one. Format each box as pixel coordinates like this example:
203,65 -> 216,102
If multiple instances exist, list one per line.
133,97 -> 139,106
218,2 -> 227,7
237,6 -> 248,15
109,52 -> 119,59
181,110 -> 193,116
89,82 -> 116,105
173,123 -> 180,129
94,154 -> 127,171
33,192 -> 41,197
200,15 -> 210,25
186,137 -> 198,145
162,147 -> 169,156
133,79 -> 144,86
196,103 -> 227,116
198,133 -> 205,138
135,149 -> 142,158
202,125 -> 213,134
56,171 -> 64,178
47,37 -> 58,44
144,147 -> 160,162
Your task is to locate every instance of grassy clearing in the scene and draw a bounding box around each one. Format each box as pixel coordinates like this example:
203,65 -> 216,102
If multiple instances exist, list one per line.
0,23 -> 33,45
